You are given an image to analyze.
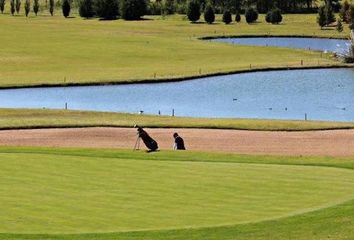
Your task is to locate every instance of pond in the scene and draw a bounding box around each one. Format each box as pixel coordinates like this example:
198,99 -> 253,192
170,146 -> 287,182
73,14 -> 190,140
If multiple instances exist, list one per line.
0,68 -> 353,122
211,37 -> 351,55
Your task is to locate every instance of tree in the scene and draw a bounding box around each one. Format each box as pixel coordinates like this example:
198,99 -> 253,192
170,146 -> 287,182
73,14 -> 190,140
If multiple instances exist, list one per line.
95,0 -> 119,20
33,0 -> 39,15
265,10 -> 271,23
10,0 -> 15,15
245,7 -> 258,23
324,1 -> 335,25
24,0 -> 30,16
270,8 -> 282,24
187,0 -> 200,23
79,0 -> 95,18
120,0 -> 146,20
62,0 -> 70,17
349,5 -> 354,28
235,12 -> 241,22
222,10 -> 232,24
339,0 -> 350,23
161,0 -> 175,15
0,0 -> 5,14
203,4 -> 214,24
15,0 -> 21,14
317,5 -> 326,29
49,0 -> 54,15
336,19 -> 343,32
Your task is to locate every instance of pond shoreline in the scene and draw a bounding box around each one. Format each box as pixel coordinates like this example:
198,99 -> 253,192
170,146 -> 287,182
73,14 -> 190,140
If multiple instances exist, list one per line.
1,64 -> 353,90
200,34 -> 349,40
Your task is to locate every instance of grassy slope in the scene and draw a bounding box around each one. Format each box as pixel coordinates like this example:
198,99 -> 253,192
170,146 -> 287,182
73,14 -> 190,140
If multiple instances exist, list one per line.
0,147 -> 353,239
0,14 -> 350,87
1,108 -> 354,131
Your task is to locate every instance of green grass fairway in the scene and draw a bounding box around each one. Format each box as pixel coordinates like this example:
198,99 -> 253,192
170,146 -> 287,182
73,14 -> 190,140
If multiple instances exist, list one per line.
1,108 -> 354,131
0,14 -> 349,88
0,147 -> 354,239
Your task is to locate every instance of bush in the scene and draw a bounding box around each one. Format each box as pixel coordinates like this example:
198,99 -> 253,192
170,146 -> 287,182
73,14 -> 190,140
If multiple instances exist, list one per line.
62,0 -> 70,17
49,0 -> 54,15
95,0 -> 119,19
186,0 -> 200,23
0,0 -> 5,13
79,0 -> 95,18
203,4 -> 214,24
245,7 -> 258,23
235,12 -> 241,22
222,10 -> 232,24
33,0 -> 39,15
24,0 -> 30,16
120,0 -> 146,20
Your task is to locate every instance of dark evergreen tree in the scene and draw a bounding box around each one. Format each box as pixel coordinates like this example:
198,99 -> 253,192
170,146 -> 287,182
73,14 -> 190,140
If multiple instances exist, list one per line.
24,0 -> 30,16
186,0 -> 200,23
0,0 -> 5,13
49,0 -> 54,15
95,0 -> 119,19
10,0 -> 15,15
15,0 -> 21,14
222,10 -> 232,24
62,0 -> 70,17
120,0 -> 146,20
235,12 -> 241,22
324,1 -> 335,25
245,7 -> 258,23
317,5 -> 326,29
33,0 -> 39,15
79,0 -> 95,18
203,4 -> 215,24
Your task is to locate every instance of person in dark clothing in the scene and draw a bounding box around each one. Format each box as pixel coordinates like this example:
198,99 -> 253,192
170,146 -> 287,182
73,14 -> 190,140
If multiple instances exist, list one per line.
136,126 -> 158,152
173,132 -> 185,150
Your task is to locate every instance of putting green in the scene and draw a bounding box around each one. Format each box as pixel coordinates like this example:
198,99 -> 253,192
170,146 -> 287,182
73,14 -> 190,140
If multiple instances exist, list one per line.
0,152 -> 354,234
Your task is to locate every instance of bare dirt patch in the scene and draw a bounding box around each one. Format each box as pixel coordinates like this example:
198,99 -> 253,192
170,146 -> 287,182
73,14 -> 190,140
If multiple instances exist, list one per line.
0,127 -> 353,156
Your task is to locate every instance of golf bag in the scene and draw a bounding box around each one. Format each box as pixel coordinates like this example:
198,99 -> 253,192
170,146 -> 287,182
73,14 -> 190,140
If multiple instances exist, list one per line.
136,127 -> 158,151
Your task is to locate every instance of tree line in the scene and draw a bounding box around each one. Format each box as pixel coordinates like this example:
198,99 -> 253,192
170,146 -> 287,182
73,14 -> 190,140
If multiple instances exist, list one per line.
187,0 -> 281,24
317,0 -> 354,31
0,0 -> 147,19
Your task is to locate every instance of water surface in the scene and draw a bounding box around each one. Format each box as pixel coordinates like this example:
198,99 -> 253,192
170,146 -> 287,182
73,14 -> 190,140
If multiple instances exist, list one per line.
212,37 -> 351,55
0,68 -> 353,122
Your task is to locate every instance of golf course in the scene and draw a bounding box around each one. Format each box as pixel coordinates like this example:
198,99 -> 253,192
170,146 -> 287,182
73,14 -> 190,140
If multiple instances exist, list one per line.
0,147 -> 354,240
0,2 -> 354,239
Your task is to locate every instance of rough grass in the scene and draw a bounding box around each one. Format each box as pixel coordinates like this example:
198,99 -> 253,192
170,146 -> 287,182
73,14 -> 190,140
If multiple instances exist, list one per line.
0,108 -> 353,131
0,147 -> 353,239
0,13 -> 350,87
